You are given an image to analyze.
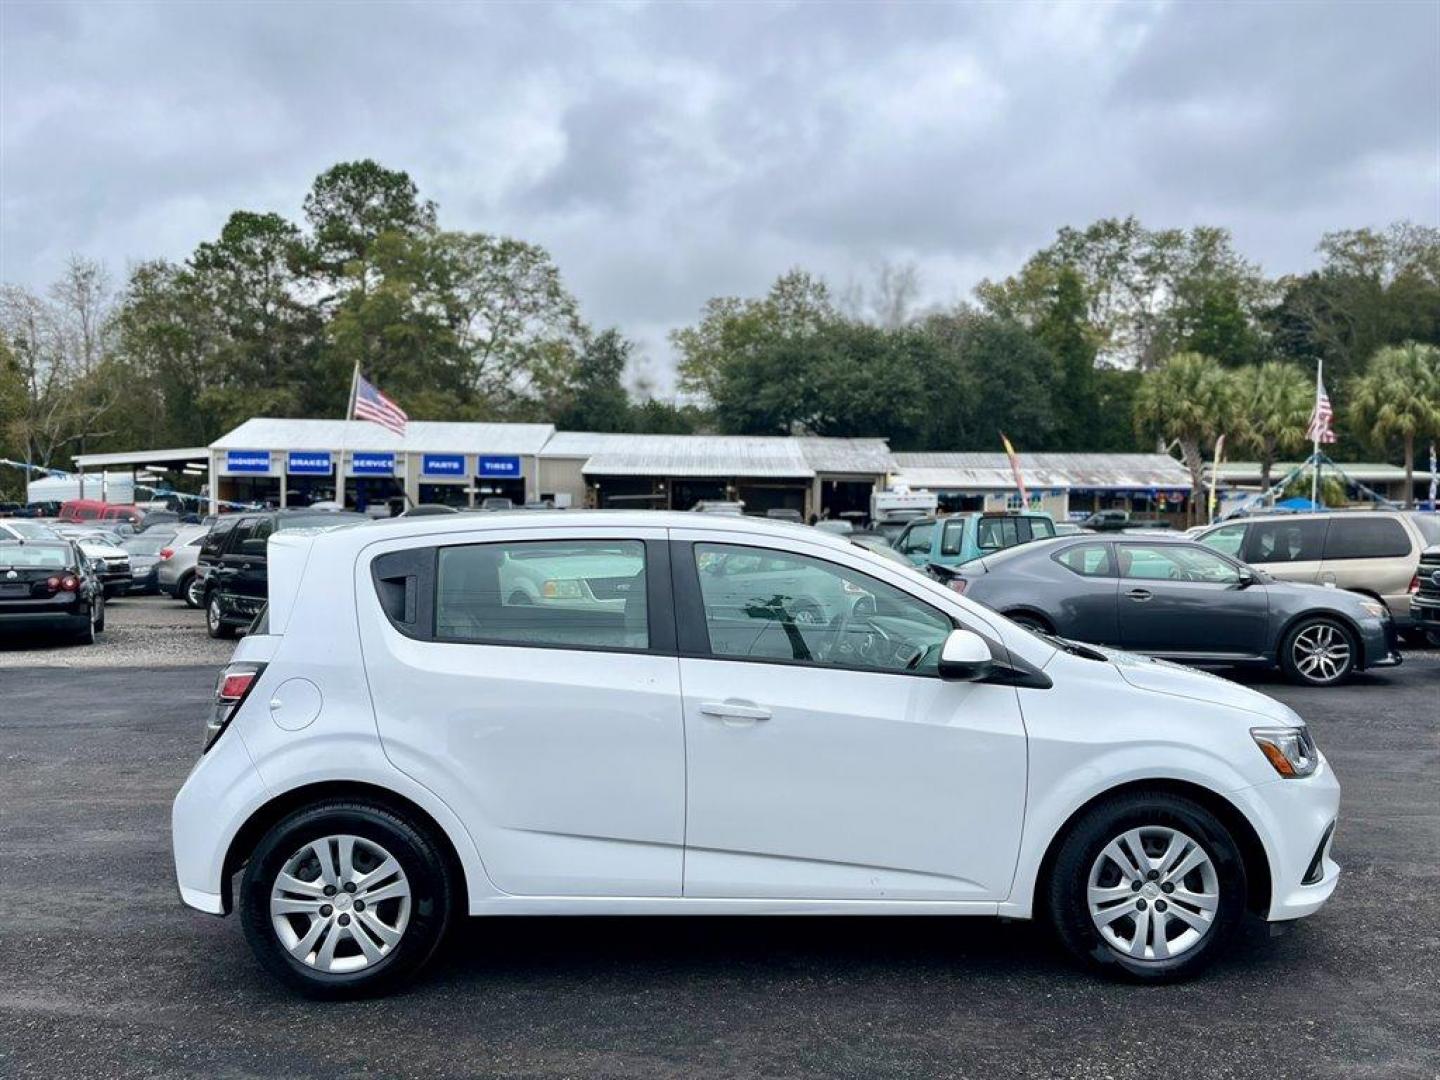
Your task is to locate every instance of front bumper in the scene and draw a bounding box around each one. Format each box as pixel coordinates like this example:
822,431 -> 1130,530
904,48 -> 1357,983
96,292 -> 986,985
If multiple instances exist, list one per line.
1230,754 -> 1342,922
1358,616 -> 1402,669
1411,594 -> 1440,632
216,591 -> 263,626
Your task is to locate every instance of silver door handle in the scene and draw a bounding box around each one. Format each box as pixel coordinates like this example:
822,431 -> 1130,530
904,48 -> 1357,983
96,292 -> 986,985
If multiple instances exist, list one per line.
1126,588 -> 1152,602
698,701 -> 772,722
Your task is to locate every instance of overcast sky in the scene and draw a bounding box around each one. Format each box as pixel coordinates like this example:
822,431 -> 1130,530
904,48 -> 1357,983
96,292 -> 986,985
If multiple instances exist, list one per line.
3,0 -> 1437,389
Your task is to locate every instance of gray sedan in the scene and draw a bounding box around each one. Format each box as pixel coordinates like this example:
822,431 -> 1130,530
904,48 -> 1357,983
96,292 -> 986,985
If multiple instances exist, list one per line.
156,524 -> 210,607
942,534 -> 1401,687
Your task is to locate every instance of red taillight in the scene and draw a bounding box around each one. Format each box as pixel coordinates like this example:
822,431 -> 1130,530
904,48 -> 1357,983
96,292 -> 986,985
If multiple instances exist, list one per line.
46,576 -> 60,591
206,662 -> 266,751
948,578 -> 967,594
159,547 -> 174,560
218,669 -> 258,702
60,575 -> 78,592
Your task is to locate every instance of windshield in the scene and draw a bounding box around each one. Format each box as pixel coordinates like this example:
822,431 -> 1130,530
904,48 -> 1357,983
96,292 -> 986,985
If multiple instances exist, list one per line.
0,541 -> 72,569
1411,513 -> 1440,546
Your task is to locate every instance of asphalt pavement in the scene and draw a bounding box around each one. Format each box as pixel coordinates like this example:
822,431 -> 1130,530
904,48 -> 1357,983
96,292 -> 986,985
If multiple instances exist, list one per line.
0,636 -> 1436,1079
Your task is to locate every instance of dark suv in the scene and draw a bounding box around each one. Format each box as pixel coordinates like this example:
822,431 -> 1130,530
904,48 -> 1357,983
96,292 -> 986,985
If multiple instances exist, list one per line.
1413,541 -> 1440,643
201,510 -> 367,638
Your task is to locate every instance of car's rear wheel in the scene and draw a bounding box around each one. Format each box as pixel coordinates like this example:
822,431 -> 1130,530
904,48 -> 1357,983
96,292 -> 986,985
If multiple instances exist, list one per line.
73,601 -> 98,645
239,801 -> 455,997
94,594 -> 105,633
207,593 -> 236,639
1280,617 -> 1356,686
182,572 -> 203,608
1046,791 -> 1246,982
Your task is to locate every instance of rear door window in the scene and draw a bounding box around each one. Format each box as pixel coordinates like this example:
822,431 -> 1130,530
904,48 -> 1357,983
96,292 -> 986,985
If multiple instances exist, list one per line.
436,540 -> 648,651
1322,517 -> 1411,560
977,518 -> 1020,551
1244,519 -> 1326,564
1054,543 -> 1113,577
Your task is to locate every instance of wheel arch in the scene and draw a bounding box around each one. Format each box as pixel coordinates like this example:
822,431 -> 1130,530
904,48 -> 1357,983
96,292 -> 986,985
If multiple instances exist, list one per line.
999,606 -> 1055,632
1031,777 -> 1272,920
1274,608 -> 1367,668
221,780 -> 470,918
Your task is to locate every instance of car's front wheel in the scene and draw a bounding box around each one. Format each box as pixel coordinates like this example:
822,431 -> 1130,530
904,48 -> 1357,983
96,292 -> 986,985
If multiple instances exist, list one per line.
206,593 -> 236,639
1046,791 -> 1247,982
1280,617 -> 1356,686
182,572 -> 203,609
239,801 -> 455,997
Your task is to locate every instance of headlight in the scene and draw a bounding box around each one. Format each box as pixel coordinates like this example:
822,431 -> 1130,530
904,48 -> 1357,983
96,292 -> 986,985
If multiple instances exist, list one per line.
1252,726 -> 1320,779
1358,600 -> 1387,619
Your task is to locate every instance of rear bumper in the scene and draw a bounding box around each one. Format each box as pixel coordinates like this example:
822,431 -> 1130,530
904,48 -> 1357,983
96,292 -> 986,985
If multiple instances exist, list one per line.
0,596 -> 90,623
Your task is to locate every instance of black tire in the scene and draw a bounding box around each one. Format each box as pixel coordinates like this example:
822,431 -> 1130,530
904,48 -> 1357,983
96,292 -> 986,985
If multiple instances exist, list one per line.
182,572 -> 203,609
239,800 -> 455,998
94,594 -> 105,633
73,605 -> 97,645
1279,616 -> 1356,687
206,592 -> 236,639
1045,790 -> 1247,982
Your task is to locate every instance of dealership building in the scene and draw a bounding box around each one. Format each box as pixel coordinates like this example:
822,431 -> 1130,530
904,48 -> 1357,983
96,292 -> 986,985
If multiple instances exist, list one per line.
67,417 -> 1199,520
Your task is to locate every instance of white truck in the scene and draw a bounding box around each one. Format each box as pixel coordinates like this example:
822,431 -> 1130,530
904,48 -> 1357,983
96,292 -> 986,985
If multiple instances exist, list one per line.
870,486 -> 938,521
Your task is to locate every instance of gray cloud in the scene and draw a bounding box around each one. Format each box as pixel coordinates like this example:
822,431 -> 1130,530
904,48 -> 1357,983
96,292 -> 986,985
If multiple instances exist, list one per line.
3,0 -> 1436,390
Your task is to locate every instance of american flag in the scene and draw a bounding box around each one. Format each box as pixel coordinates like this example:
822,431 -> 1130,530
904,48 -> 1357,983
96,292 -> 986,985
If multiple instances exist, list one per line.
352,373 -> 408,436
1306,373 -> 1336,445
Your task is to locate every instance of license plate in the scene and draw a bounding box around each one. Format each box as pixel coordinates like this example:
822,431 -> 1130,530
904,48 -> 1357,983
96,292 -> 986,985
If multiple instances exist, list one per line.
0,582 -> 28,597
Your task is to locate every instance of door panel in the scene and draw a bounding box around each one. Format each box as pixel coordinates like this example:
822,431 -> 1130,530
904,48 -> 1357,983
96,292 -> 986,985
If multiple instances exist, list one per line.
358,528 -> 685,897
1116,543 -> 1269,655
673,532 -> 1028,901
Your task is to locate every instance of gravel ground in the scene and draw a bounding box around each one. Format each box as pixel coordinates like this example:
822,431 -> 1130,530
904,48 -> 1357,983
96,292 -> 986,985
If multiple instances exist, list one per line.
0,628 -> 1437,1078
0,594 -> 234,668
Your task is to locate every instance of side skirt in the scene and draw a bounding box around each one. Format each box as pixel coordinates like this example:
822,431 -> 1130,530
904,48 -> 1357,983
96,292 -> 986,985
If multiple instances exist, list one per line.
468,896 -> 1003,917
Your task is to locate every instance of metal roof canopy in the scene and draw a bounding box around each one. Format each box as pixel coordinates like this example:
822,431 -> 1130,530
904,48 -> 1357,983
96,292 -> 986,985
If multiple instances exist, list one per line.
550,432 -> 894,477
210,418 -> 556,455
581,435 -> 816,478
71,446 -> 210,469
891,452 -> 1191,491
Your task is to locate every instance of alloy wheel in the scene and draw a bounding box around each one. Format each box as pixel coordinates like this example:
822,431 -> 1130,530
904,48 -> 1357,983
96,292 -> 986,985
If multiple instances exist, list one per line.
185,576 -> 203,608
269,834 -> 412,973
1291,623 -> 1351,684
1087,825 -> 1219,961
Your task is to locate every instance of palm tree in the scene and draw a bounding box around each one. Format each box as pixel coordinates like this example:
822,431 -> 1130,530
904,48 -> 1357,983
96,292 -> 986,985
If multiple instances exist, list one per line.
1231,362 -> 1313,494
1133,352 -> 1234,524
1348,342 -> 1440,509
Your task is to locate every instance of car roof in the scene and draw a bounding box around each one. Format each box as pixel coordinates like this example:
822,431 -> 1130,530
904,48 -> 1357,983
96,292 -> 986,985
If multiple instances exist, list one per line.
312,509 -> 863,556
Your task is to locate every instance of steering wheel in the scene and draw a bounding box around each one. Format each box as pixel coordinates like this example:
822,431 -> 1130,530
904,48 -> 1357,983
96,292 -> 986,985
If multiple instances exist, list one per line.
825,595 -> 887,664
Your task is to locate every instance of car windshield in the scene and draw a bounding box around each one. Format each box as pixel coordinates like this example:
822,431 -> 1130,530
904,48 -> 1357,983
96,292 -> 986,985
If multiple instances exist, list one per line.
0,541 -> 71,569
2,520 -> 59,539
1411,513 -> 1440,546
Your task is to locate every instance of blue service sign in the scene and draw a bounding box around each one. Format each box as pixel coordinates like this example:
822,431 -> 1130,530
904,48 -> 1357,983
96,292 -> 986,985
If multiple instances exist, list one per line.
287,451 -> 333,476
350,452 -> 396,477
225,451 -> 271,474
422,453 -> 466,478
476,455 -> 521,478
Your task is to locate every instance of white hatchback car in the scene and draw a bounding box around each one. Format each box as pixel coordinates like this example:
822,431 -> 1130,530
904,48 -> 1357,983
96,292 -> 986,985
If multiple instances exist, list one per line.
173,512 -> 1340,995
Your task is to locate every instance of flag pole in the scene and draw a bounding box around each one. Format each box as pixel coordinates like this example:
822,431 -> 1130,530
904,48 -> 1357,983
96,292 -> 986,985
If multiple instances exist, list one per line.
1310,359 -> 1322,508
336,361 -> 360,509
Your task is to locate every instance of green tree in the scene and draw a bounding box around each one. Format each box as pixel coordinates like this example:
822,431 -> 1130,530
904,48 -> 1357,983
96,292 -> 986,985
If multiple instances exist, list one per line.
302,160 -> 436,290
1348,342 -> 1440,508
1133,352 -> 1234,523
1031,266 -> 1098,449
1230,362 -> 1313,492
555,329 -> 634,432
672,270 -> 836,403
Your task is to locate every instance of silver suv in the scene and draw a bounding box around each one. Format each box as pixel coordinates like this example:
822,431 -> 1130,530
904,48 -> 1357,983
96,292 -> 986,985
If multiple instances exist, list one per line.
1198,511 -> 1440,634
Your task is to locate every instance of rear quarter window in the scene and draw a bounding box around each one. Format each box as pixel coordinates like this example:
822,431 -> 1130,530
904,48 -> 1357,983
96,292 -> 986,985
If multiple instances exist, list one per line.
1054,543 -> 1113,577
1322,517 -> 1411,560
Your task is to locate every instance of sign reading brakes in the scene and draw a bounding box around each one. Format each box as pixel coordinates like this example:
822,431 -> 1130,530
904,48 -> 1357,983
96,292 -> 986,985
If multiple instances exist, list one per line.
225,451 -> 271,474
286,451 -> 333,476
421,453 -> 466,477
476,455 -> 521,478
